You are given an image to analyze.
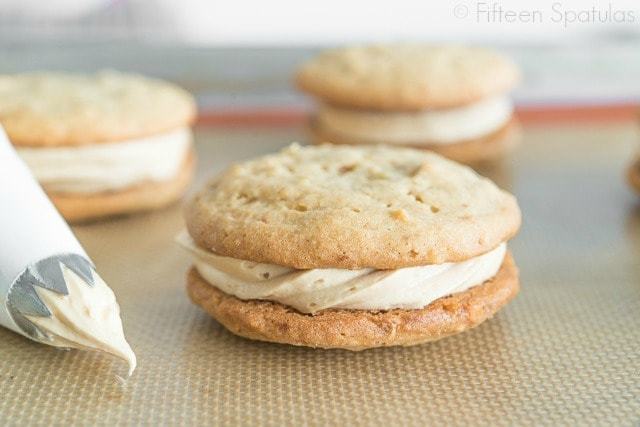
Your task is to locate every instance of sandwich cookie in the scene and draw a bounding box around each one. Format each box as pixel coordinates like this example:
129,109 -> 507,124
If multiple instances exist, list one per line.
181,144 -> 521,350
296,45 -> 521,164
0,71 -> 197,222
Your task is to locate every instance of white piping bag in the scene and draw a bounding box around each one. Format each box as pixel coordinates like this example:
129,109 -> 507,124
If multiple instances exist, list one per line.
0,127 -> 136,375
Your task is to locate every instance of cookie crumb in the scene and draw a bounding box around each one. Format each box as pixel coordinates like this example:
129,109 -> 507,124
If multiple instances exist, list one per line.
409,191 -> 424,203
368,169 -> 389,180
390,209 -> 409,222
339,164 -> 357,174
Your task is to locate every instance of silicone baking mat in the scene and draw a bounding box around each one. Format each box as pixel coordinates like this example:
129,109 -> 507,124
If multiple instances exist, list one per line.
1,121 -> 639,425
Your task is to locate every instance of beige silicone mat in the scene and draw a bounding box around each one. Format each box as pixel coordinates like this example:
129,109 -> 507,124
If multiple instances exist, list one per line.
1,122 -> 639,426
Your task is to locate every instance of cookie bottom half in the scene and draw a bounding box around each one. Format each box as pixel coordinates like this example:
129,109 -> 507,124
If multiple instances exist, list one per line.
187,252 -> 519,350
49,149 -> 195,223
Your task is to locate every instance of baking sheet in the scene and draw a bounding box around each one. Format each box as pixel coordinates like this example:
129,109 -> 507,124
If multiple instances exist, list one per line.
0,121 -> 639,425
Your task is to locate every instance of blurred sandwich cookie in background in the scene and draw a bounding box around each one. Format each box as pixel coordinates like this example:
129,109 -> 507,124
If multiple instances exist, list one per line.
0,71 -> 196,222
297,44 -> 521,164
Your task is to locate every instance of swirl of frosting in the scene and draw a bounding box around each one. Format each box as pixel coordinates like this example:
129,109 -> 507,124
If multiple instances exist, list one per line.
17,127 -> 191,193
317,95 -> 512,145
178,233 -> 506,314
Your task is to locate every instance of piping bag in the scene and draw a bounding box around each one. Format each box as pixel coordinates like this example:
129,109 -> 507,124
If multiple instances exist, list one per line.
0,127 -> 136,376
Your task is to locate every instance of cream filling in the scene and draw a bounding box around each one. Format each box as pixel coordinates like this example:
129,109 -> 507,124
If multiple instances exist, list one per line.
17,127 -> 191,193
26,265 -> 136,376
317,95 -> 513,145
178,232 -> 506,314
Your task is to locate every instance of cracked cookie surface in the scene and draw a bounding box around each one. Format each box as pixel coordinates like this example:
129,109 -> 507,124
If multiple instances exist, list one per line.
186,144 -> 521,269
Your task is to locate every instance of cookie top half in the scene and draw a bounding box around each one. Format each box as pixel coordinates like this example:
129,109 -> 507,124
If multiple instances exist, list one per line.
186,144 -> 521,269
296,45 -> 520,110
0,71 -> 196,146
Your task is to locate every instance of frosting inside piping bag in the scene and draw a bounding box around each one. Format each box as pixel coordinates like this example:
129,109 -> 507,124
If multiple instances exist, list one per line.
26,264 -> 136,376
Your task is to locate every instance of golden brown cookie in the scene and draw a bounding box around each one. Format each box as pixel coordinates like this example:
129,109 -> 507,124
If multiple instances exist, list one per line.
629,158 -> 640,193
184,144 -> 521,350
0,71 -> 196,146
51,150 -> 195,223
296,45 -> 520,110
186,144 -> 521,269
310,117 -> 521,165
186,252 -> 519,350
1,71 -> 197,222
